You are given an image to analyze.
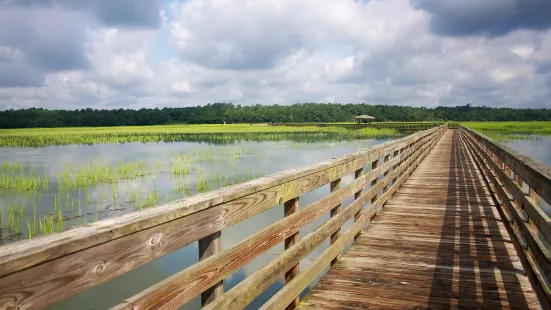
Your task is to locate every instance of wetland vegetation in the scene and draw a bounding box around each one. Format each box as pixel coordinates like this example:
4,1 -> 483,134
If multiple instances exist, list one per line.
463,121 -> 551,143
2,121 -> 551,244
2,119 -> 551,309
0,124 -> 399,243
0,124 -> 397,147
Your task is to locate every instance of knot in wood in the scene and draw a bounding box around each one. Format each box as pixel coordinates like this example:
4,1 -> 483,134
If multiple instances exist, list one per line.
149,233 -> 163,246
92,259 -> 107,274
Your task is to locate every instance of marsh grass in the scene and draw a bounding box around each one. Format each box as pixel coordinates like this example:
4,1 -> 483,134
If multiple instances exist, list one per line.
0,125 -> 400,244
463,121 -> 551,135
0,124 -> 397,147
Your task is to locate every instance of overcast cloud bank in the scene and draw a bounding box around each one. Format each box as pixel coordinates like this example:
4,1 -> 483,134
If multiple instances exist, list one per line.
0,0 -> 550,110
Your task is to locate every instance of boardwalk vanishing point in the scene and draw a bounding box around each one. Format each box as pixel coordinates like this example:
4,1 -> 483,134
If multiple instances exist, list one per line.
298,130 -> 541,309
0,125 -> 549,310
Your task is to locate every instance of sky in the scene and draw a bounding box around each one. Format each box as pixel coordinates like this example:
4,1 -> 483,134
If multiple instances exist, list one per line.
0,0 -> 551,110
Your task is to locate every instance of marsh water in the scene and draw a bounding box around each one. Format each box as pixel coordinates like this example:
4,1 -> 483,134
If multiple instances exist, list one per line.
1,135 -> 401,309
1,130 -> 550,309
505,136 -> 551,166
503,135 -> 551,216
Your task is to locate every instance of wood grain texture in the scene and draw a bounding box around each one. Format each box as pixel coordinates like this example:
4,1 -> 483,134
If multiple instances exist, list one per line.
201,130 -> 443,310
329,178 -> 342,266
0,126 -> 441,276
460,125 -> 551,210
354,167 -> 363,241
297,130 -> 541,310
462,129 -> 551,246
199,231 -> 223,306
0,126 -> 446,310
461,129 -> 551,308
261,125 -> 445,310
0,127 -> 443,309
283,197 -> 300,310
114,128 -> 445,310
262,123 -> 444,310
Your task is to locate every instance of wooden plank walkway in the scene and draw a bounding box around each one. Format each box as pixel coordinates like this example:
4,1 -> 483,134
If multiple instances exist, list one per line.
298,130 -> 541,310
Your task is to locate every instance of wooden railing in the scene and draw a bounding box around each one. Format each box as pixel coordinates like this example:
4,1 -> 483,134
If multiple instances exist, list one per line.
459,125 -> 551,308
0,125 -> 447,310
373,122 -> 459,130
268,122 -> 458,130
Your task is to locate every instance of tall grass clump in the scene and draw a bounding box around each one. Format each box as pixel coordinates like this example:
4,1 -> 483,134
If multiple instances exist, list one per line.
463,121 -> 551,135
0,124 -> 399,148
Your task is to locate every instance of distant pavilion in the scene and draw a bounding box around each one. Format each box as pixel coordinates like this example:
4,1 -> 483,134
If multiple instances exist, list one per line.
353,115 -> 375,124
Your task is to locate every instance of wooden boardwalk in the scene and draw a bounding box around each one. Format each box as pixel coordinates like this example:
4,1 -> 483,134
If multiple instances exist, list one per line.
298,130 -> 541,309
3,126 -> 549,310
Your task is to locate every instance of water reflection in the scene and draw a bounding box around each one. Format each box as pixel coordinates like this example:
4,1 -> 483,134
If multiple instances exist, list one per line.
0,137 -> 396,309
505,135 -> 551,166
504,135 -> 551,216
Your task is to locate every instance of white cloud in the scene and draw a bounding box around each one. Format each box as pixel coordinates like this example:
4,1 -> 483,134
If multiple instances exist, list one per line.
0,0 -> 551,110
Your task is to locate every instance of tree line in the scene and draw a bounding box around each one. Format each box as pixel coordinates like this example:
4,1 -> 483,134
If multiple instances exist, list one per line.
1,103 -> 550,128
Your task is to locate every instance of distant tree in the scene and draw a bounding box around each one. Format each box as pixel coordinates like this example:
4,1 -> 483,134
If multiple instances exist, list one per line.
1,103 -> 551,128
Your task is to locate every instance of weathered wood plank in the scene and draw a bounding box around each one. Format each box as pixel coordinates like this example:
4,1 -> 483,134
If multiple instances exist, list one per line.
199,231 -> 223,306
353,167 -> 363,241
329,178 -> 342,266
262,127 -> 444,310
283,197 -> 300,310
114,127 -> 444,310
0,126 -> 441,276
202,131 -> 443,310
203,173 -> 382,310
0,127 -> 444,309
297,130 -> 541,310
460,126 -> 551,211
462,129 -> 551,246
461,130 -> 551,307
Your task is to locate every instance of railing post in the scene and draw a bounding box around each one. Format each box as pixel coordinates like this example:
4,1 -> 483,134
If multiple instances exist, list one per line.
514,173 -> 523,187
513,172 -> 526,196
284,197 -> 300,309
199,231 -> 223,306
391,150 -> 400,187
382,154 -> 391,194
354,168 -> 363,241
330,178 -> 341,266
504,165 -> 512,179
369,158 -> 379,217
529,188 -> 541,207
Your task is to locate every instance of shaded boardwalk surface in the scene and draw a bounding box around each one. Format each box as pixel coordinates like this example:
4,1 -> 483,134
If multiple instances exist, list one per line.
298,131 -> 540,309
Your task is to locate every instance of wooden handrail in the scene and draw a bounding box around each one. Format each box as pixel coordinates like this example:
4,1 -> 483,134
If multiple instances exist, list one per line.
459,125 -> 551,308
0,125 -> 447,310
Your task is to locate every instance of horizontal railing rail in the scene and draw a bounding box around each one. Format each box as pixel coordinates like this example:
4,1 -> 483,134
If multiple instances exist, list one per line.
268,122 -> 458,130
459,125 -> 551,308
0,125 -> 447,310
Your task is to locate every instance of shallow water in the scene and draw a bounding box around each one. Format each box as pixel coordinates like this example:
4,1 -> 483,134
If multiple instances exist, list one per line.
503,135 -> 551,216
505,136 -> 551,166
0,136 -> 397,309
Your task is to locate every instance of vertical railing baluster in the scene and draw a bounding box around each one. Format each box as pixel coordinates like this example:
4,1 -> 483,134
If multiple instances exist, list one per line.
330,178 -> 341,266
382,154 -> 391,194
354,168 -> 363,241
370,158 -> 380,217
529,188 -> 541,207
514,172 -> 524,195
199,231 -> 223,306
398,147 -> 405,177
391,149 -> 400,189
514,173 -> 522,186
505,165 -> 512,179
283,197 -> 300,309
